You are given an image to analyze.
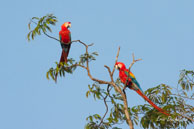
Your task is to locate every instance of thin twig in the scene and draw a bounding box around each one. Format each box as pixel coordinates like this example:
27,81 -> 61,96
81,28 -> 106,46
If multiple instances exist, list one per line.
43,31 -> 60,42
69,63 -> 87,70
30,19 -> 38,25
128,53 -> 142,70
69,40 -> 110,84
104,65 -> 114,82
98,85 -> 111,127
111,47 -> 120,76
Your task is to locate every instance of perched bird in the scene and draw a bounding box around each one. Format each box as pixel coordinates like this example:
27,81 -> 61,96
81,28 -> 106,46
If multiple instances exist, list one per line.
59,22 -> 71,63
115,62 -> 170,116
55,22 -> 71,82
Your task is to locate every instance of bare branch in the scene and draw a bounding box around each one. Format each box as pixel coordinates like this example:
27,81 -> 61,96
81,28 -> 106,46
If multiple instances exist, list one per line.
76,40 -> 110,85
30,19 -> 38,25
128,53 -> 142,70
43,31 -> 60,42
98,85 -> 111,127
111,47 -> 120,76
70,63 -> 87,70
104,65 -> 114,82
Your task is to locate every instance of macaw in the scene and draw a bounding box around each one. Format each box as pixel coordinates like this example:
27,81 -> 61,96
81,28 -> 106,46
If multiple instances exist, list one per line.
59,22 -> 71,63
115,62 -> 170,116
55,22 -> 71,82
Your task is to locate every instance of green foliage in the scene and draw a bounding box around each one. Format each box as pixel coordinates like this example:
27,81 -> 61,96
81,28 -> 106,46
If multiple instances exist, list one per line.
46,58 -> 76,80
85,83 -> 126,129
179,69 -> 194,91
79,52 -> 98,65
129,70 -> 194,129
85,70 -> 194,129
46,52 -> 98,81
27,14 -> 57,41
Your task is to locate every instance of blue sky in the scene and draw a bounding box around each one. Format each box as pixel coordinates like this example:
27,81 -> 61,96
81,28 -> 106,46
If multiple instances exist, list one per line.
0,0 -> 194,128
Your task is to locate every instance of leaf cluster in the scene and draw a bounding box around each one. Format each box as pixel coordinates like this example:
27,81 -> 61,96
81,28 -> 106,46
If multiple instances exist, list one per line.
129,70 -> 194,129
46,58 -> 76,80
46,52 -> 98,80
79,52 -> 98,65
179,69 -> 194,91
85,83 -> 126,129
27,14 -> 57,41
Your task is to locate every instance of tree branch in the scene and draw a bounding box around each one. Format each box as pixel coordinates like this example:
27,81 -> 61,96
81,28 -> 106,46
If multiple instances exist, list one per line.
111,82 -> 134,129
51,39 -> 134,128
43,31 -> 60,42
111,47 -> 120,76
98,85 -> 111,127
81,42 -> 134,128
104,65 -> 114,82
128,53 -> 142,70
70,63 -> 87,70
77,41 -> 111,84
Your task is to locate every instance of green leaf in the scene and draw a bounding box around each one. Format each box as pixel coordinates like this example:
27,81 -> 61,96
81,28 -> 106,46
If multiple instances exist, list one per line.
31,32 -> 34,40
27,31 -> 31,41
45,25 -> 52,32
86,91 -> 90,98
89,116 -> 93,122
46,71 -> 50,80
93,114 -> 101,119
32,17 -> 39,20
28,22 -> 31,30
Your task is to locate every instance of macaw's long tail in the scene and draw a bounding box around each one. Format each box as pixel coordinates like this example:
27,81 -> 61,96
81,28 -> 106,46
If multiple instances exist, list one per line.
135,89 -> 170,116
60,49 -> 68,63
54,49 -> 68,83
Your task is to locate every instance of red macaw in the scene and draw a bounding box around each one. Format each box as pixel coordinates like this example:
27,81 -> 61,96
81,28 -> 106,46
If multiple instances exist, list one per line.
59,22 -> 71,63
115,62 -> 170,116
55,22 -> 71,82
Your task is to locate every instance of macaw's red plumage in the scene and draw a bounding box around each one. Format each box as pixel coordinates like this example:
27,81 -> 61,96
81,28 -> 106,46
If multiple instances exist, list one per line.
59,22 -> 71,63
55,22 -> 71,82
115,62 -> 170,116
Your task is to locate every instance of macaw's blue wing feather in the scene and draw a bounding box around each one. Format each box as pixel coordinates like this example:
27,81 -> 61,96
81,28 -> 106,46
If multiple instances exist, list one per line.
124,71 -> 143,92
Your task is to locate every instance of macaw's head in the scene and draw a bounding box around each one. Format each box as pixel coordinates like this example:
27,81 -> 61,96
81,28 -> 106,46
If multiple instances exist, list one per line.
115,62 -> 126,71
61,22 -> 71,30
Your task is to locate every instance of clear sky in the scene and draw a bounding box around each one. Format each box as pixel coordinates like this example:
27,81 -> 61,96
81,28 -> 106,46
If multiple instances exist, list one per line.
0,0 -> 194,128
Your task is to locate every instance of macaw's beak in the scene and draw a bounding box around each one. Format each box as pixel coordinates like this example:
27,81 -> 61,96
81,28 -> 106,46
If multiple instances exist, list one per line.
68,24 -> 71,28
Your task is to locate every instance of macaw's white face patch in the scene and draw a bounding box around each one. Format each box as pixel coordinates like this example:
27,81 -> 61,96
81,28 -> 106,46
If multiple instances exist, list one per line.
115,64 -> 122,70
115,65 -> 118,69
63,22 -> 71,28
118,64 -> 122,69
